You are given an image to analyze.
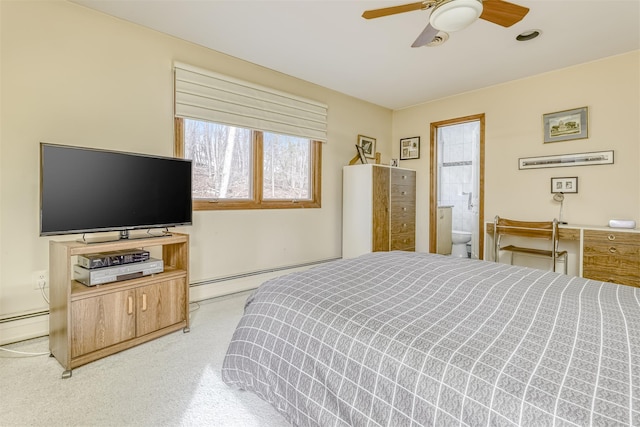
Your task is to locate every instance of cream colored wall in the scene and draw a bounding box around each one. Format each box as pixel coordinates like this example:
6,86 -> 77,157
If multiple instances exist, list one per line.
0,0 -> 392,342
393,52 -> 640,258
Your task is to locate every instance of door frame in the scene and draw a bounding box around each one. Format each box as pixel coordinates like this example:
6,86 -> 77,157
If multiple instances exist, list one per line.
429,113 -> 485,259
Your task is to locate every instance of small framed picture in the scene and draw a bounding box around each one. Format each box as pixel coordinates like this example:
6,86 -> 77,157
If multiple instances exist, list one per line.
400,136 -> 420,160
551,177 -> 578,193
543,107 -> 588,143
357,135 -> 376,159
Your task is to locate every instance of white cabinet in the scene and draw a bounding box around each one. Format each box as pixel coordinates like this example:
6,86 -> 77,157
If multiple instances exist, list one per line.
436,206 -> 452,255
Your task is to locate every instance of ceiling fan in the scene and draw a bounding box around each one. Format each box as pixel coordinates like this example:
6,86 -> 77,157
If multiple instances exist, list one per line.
362,0 -> 530,48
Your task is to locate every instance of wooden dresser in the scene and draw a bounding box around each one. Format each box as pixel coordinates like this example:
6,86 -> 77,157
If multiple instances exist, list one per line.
343,164 -> 416,258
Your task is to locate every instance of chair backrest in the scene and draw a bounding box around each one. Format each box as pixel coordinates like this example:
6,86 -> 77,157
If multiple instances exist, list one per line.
493,215 -> 559,262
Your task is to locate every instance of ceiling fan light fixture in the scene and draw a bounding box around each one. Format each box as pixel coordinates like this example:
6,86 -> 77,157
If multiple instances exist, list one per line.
429,0 -> 483,32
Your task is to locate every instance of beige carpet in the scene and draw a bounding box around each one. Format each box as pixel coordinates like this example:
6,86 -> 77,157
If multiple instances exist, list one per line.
0,291 -> 290,426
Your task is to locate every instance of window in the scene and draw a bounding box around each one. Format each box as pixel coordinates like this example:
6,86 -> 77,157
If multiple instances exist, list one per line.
173,63 -> 326,210
175,117 -> 321,210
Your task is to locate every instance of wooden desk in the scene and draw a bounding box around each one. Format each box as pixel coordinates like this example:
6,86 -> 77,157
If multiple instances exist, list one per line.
486,223 -> 580,241
486,222 -> 639,287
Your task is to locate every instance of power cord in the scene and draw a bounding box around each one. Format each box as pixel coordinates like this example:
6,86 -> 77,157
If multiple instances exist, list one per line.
39,280 -> 49,304
0,280 -> 50,356
0,347 -> 50,356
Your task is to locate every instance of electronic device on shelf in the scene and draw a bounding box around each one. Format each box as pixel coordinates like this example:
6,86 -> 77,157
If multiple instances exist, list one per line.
39,143 -> 192,243
74,257 -> 164,286
77,249 -> 150,269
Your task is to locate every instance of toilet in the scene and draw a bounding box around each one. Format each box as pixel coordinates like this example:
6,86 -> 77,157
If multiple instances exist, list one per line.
451,230 -> 472,257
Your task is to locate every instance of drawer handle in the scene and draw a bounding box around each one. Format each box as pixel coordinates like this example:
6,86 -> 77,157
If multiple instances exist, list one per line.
608,247 -> 617,254
402,175 -> 407,180
607,234 -> 616,241
401,191 -> 406,195
402,207 -> 407,211
127,296 -> 133,315
403,223 -> 407,227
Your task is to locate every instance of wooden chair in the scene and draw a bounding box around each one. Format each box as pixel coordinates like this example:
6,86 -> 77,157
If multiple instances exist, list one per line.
493,215 -> 568,274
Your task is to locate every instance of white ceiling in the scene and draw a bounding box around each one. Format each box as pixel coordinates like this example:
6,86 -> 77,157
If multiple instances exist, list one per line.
71,0 -> 640,110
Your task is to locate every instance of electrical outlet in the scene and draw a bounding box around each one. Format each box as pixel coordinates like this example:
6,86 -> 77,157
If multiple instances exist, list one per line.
33,270 -> 48,290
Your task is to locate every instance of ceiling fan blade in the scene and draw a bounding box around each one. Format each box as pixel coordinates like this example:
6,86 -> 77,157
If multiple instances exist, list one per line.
480,0 -> 529,27
411,23 -> 439,48
362,1 -> 426,19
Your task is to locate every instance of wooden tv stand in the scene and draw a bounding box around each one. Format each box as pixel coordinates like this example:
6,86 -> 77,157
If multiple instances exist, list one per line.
49,233 -> 189,378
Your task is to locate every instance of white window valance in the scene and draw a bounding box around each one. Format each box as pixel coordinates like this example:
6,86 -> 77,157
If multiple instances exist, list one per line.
174,62 -> 327,142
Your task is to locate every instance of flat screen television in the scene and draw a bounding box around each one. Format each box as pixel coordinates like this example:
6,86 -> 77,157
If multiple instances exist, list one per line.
40,143 -> 192,241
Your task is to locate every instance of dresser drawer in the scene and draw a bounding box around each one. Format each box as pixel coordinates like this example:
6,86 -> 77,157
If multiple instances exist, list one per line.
390,218 -> 415,235
391,168 -> 415,186
390,202 -> 415,220
390,189 -> 415,206
390,233 -> 415,251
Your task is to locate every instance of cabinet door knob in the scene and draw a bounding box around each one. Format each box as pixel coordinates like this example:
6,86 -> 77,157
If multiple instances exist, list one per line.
607,234 -> 616,241
608,247 -> 617,254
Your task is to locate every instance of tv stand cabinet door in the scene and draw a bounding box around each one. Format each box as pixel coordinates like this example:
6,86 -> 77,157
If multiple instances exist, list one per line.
136,278 -> 187,337
70,289 -> 136,358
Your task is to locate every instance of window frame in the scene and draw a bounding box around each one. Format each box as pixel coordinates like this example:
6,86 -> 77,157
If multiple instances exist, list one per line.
175,117 -> 322,210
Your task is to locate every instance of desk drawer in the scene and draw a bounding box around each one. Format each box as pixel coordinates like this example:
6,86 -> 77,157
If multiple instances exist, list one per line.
584,230 -> 640,245
581,269 -> 639,287
583,230 -> 639,287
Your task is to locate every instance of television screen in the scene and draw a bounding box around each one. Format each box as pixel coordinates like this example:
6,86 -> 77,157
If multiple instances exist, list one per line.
40,143 -> 192,237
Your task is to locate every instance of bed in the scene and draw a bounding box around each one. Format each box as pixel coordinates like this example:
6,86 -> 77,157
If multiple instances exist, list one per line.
222,251 -> 639,426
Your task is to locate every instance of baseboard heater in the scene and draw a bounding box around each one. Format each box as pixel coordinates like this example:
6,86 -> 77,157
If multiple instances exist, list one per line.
189,257 -> 341,287
1,258 -> 341,325
0,310 -> 50,325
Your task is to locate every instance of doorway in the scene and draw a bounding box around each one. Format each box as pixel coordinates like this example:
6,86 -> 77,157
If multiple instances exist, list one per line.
429,114 -> 485,259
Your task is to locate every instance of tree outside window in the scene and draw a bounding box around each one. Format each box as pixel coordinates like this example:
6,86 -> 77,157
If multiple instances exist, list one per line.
176,118 -> 321,210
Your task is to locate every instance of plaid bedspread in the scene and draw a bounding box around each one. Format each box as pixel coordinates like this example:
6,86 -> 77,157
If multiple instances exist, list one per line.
222,251 -> 640,426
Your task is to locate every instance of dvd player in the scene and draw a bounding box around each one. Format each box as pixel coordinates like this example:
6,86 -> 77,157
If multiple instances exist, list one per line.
77,249 -> 150,269
74,258 -> 164,286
